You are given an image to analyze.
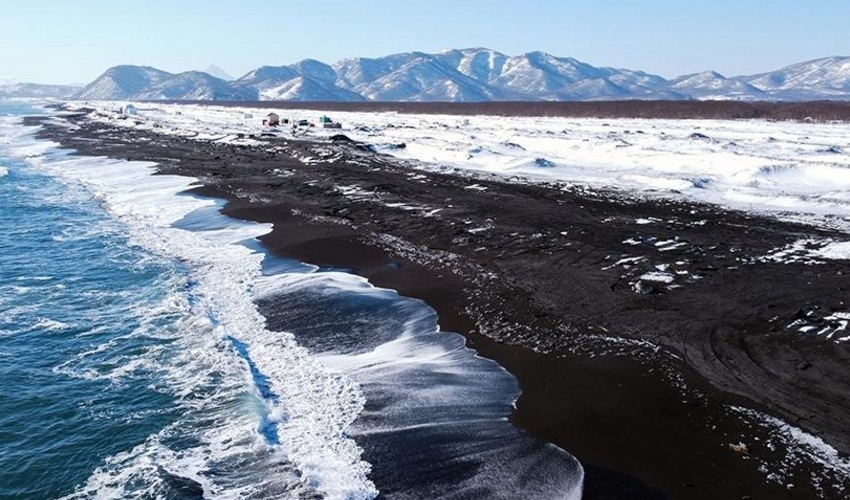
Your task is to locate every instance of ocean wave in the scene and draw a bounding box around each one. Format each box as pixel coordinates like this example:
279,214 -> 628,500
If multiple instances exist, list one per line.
33,317 -> 72,331
33,149 -> 376,499
255,263 -> 584,498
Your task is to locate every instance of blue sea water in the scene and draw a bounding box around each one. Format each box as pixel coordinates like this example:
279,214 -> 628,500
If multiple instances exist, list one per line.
0,101 -> 583,499
0,103 -> 187,498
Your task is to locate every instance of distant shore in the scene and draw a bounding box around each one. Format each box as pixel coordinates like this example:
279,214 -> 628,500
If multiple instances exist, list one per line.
29,107 -> 850,499
151,99 -> 850,122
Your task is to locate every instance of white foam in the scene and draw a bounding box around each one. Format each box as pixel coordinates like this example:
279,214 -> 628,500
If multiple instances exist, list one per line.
251,268 -> 585,499
17,136 -> 375,498
0,115 -> 58,159
33,317 -> 72,331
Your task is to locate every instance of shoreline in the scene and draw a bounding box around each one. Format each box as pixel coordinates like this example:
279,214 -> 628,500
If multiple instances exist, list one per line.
208,187 -> 819,500
28,108 -> 850,499
159,99 -> 850,122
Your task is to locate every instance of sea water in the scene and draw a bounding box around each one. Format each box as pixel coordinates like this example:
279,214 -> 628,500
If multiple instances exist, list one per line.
0,101 -> 582,499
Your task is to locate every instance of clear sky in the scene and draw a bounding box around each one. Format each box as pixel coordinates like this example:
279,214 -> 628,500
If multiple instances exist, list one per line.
1,0 -> 848,84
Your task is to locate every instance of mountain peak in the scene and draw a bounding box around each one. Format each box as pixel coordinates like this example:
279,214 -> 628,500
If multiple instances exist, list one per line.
204,64 -> 234,81
670,70 -> 727,85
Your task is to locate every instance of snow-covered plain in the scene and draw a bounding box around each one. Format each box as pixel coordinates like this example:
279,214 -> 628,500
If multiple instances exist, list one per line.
73,102 -> 850,240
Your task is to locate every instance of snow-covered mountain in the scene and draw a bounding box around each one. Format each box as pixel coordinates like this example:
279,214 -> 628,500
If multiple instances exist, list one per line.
257,76 -> 365,102
235,65 -> 301,94
75,65 -> 173,100
435,48 -> 510,86
73,50 -> 850,102
495,51 -> 605,97
668,71 -> 766,100
743,56 -> 850,100
234,61 -> 363,101
0,82 -> 80,98
335,52 -> 504,101
136,71 -> 256,101
76,66 -> 253,101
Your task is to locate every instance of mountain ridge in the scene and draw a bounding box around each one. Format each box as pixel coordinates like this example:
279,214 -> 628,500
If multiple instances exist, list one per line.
0,82 -> 81,99
73,49 -> 850,102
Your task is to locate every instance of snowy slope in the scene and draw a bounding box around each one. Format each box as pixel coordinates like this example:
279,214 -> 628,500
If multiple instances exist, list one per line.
558,78 -> 632,100
607,69 -> 670,95
494,51 -> 607,98
288,59 -> 338,83
435,48 -> 510,86
341,53 -> 503,101
235,61 -> 362,101
260,76 -> 366,101
136,71 -> 256,101
668,71 -> 766,100
745,57 -> 850,100
75,66 -> 173,100
235,65 -> 301,92
335,52 -> 436,89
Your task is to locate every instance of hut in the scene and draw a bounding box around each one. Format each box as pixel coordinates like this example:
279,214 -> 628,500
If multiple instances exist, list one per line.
266,112 -> 280,126
122,104 -> 138,115
319,115 -> 341,128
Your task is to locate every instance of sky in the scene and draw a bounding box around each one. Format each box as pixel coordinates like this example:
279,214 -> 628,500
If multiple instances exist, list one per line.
1,0 -> 848,85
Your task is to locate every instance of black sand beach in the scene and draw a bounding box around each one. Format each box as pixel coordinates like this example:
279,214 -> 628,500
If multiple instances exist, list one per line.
29,106 -> 850,499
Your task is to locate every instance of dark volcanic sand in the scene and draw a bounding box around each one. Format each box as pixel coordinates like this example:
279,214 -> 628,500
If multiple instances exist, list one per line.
29,109 -> 850,499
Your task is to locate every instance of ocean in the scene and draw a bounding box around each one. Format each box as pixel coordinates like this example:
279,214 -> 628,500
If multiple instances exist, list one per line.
0,100 -> 582,499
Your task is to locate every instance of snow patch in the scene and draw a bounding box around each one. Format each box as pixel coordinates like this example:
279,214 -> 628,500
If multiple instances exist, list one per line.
639,271 -> 675,283
813,241 -> 850,260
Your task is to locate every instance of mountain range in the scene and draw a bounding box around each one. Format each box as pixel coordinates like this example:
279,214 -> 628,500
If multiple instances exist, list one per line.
0,82 -> 82,99
15,49 -> 850,102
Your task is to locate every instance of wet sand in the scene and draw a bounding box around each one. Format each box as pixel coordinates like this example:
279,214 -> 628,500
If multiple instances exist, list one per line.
29,108 -> 850,499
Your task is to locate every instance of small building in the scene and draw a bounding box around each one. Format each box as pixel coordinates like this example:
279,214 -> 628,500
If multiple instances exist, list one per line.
266,112 -> 280,126
318,115 -> 341,128
122,104 -> 138,115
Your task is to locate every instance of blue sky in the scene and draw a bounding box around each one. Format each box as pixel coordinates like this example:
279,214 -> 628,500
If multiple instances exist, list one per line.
1,0 -> 848,84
